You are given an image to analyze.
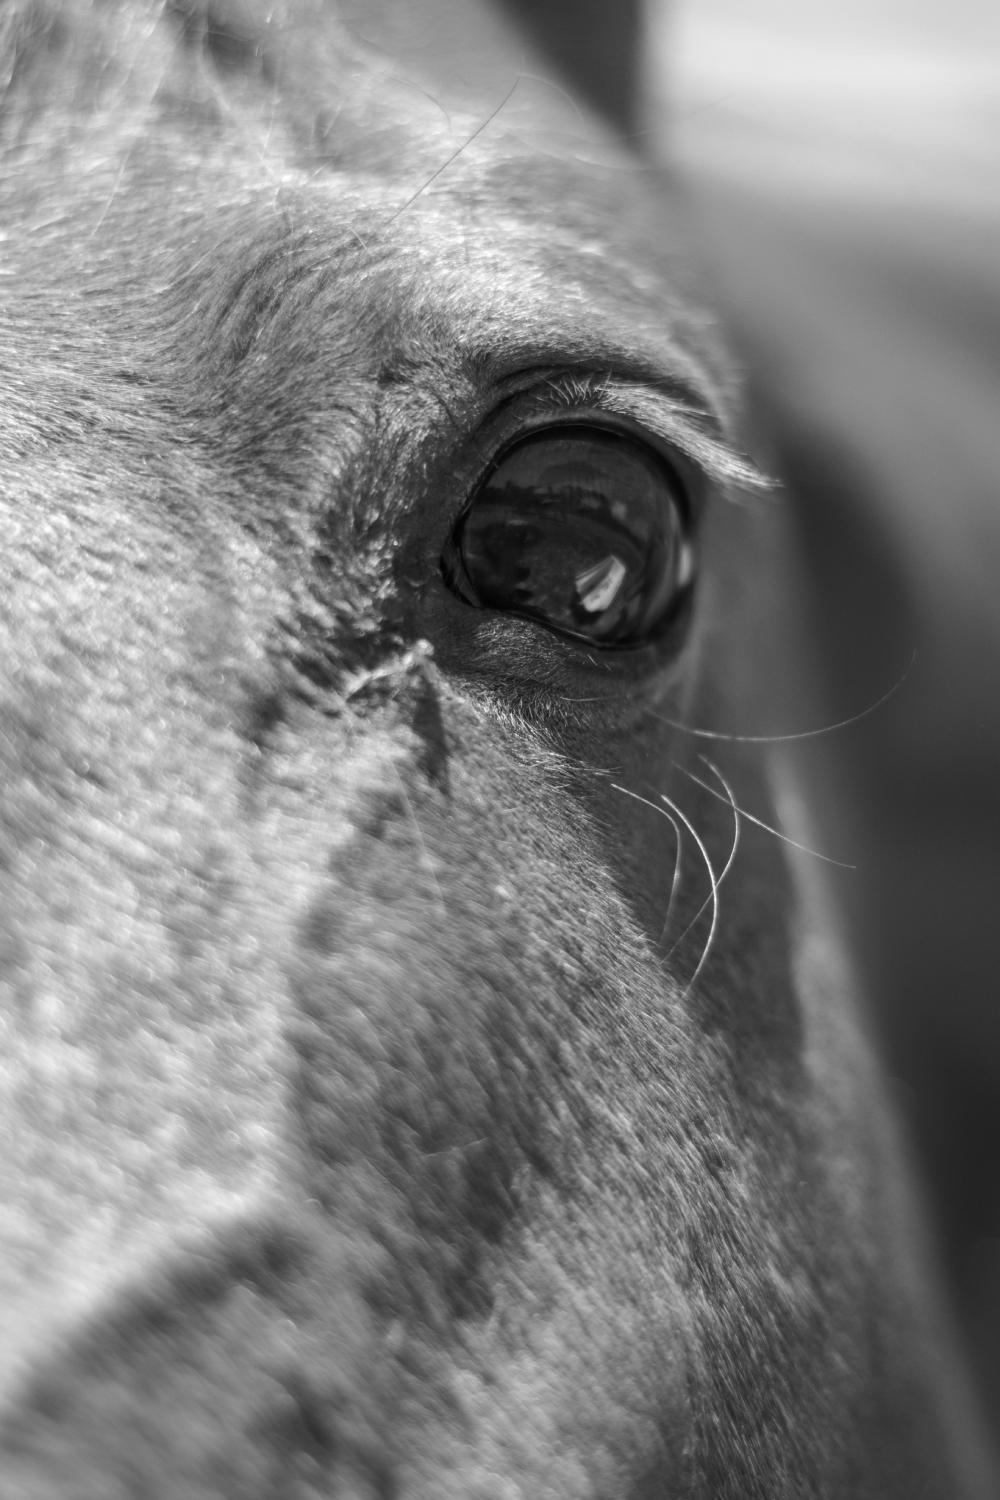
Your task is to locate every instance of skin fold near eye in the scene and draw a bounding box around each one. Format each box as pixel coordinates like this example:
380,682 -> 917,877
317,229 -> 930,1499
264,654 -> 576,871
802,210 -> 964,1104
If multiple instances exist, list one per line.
446,424 -> 695,646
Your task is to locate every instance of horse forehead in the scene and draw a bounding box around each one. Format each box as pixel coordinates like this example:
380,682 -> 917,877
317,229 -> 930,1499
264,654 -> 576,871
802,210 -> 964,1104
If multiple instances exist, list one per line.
1,2 -> 709,377
88,156 -> 697,354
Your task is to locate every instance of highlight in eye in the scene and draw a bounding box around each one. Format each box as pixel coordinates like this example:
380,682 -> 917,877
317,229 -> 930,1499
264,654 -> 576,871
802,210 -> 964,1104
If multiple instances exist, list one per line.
443,424 -> 696,648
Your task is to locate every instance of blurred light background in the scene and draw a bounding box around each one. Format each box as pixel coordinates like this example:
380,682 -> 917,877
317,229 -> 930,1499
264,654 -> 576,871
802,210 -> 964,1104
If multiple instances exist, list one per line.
661,0 -> 1000,209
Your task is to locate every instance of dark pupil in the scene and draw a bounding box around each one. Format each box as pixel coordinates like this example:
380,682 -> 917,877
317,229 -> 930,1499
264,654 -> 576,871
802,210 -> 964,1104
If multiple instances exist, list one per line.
453,426 -> 687,645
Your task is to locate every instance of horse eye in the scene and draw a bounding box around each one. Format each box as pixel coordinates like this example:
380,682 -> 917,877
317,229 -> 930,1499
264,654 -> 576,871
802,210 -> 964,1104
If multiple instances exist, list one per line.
443,424 -> 696,647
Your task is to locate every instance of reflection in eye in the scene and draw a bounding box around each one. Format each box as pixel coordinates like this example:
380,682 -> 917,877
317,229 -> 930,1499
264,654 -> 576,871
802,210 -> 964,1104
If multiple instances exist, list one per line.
575,554 -> 627,615
444,424 -> 695,647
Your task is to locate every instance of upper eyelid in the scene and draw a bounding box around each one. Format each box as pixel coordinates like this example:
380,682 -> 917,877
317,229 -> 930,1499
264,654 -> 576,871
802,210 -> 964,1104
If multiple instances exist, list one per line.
484,368 -> 772,496
593,384 -> 773,496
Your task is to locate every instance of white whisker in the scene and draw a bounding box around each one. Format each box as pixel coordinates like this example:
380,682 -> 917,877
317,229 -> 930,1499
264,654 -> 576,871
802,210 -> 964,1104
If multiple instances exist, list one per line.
665,760 -> 741,990
610,782 -> 721,992
658,789 -> 722,991
649,651 -> 915,744
655,801 -> 684,946
699,758 -> 742,890
675,758 -> 856,869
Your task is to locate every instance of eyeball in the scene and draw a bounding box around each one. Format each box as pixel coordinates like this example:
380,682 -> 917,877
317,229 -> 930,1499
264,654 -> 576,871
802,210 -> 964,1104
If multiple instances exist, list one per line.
443,424 -> 696,648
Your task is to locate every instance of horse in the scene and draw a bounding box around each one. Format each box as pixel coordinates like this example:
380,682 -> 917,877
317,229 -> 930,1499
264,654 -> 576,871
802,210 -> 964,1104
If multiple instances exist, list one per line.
0,0 -> 994,1494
